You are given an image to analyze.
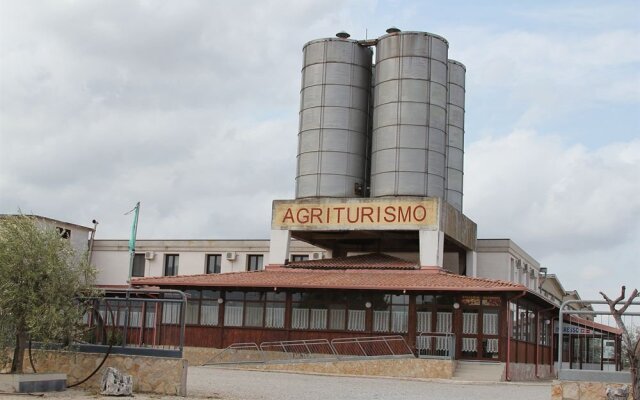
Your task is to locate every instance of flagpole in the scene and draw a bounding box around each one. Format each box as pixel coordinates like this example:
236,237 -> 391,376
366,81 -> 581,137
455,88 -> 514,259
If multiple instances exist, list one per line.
126,202 -> 140,284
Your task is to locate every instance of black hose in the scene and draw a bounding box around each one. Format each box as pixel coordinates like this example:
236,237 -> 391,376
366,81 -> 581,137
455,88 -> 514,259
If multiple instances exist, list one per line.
27,302 -> 115,388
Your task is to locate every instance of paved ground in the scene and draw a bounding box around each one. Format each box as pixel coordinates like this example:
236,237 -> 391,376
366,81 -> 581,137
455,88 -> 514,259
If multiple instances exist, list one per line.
0,366 -> 552,400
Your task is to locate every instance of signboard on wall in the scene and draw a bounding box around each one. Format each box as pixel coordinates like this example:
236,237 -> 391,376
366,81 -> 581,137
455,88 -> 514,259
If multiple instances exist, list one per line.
272,198 -> 439,231
553,322 -> 600,335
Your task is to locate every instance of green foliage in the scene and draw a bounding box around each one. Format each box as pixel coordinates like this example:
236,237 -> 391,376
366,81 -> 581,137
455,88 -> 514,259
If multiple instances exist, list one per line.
0,214 -> 99,371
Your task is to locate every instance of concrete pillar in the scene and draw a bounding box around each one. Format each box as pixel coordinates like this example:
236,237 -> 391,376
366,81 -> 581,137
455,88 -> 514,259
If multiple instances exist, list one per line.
268,229 -> 290,266
466,250 -> 477,277
419,229 -> 444,268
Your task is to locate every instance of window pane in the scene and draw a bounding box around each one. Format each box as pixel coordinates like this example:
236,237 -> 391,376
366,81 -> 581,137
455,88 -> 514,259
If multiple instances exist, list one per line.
245,303 -> 264,327
391,305 -> 408,333
132,254 -> 145,277
207,254 -> 221,274
373,310 -> 390,332
162,303 -> 181,324
292,308 -> 309,329
247,255 -> 263,271
309,308 -> 327,330
164,254 -> 179,276
224,302 -> 243,326
265,303 -> 285,328
201,300 -> 219,326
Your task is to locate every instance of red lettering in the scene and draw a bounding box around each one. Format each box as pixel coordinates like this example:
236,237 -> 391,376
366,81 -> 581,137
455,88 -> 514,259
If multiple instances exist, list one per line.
335,207 -> 346,223
361,207 -> 374,223
296,208 -> 310,224
326,207 -> 331,222
346,208 -> 360,223
376,206 -> 381,222
282,208 -> 295,223
413,205 -> 427,222
398,206 -> 411,222
383,206 -> 396,222
310,207 -> 323,224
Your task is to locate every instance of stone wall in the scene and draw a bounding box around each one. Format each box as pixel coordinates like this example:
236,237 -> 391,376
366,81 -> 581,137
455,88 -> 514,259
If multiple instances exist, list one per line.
506,363 -> 554,381
244,358 -> 455,379
183,346 -> 454,379
551,381 -> 631,400
5,350 -> 187,396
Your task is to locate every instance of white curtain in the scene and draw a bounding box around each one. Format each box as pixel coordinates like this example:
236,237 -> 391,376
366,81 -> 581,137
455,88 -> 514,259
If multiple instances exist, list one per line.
436,336 -> 451,352
185,302 -> 199,324
485,338 -> 499,354
436,312 -> 452,333
292,308 -> 309,329
483,312 -> 499,335
224,305 -> 243,326
329,309 -> 346,330
416,312 -> 432,333
200,304 -> 219,326
462,312 -> 478,334
416,336 -> 431,350
162,303 -> 181,324
391,311 -> 408,333
309,309 -> 327,330
265,306 -> 285,328
244,304 -> 263,327
128,309 -> 142,328
462,337 -> 477,352
373,311 -> 389,332
348,310 -> 366,332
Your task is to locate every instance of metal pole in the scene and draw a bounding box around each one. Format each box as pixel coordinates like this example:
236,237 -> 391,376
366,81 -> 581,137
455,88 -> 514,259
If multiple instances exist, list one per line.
126,202 -> 140,284
87,219 -> 98,265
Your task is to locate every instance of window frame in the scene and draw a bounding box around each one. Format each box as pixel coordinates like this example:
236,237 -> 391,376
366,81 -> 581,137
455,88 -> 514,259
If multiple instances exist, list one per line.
206,254 -> 222,274
246,254 -> 264,272
164,254 -> 179,276
132,253 -> 145,277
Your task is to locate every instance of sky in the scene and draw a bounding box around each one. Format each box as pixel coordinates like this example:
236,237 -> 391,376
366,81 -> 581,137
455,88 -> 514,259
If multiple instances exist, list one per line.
1,0 -> 638,301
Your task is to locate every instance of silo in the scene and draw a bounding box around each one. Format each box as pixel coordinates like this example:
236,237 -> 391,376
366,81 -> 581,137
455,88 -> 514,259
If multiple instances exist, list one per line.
295,35 -> 373,198
370,31 -> 449,198
445,60 -> 466,211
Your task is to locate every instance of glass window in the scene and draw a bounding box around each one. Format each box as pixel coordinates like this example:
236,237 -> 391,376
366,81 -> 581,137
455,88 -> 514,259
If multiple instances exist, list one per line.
206,254 -> 221,274
201,290 -> 220,326
164,254 -> 179,276
132,254 -> 145,277
247,255 -> 263,271
265,292 -> 286,328
291,254 -> 309,262
224,291 -> 244,326
185,290 -> 200,325
373,294 -> 408,333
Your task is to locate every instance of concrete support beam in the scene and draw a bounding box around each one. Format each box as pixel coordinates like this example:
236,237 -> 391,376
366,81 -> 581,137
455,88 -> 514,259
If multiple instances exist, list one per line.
268,229 -> 290,266
419,229 -> 444,268
466,250 -> 477,277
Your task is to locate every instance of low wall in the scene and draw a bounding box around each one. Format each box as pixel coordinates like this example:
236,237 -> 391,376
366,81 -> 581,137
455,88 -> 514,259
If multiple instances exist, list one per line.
551,381 -> 631,400
506,363 -> 554,381
244,358 -> 455,379
184,346 -> 454,379
4,350 -> 187,396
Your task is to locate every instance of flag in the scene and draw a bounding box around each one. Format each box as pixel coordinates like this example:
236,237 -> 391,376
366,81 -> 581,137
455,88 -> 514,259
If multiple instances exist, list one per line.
127,202 -> 140,254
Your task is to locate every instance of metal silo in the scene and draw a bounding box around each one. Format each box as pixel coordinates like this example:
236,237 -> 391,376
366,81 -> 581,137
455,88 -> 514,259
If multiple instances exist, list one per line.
445,60 -> 466,211
370,31 -> 449,198
295,34 -> 373,198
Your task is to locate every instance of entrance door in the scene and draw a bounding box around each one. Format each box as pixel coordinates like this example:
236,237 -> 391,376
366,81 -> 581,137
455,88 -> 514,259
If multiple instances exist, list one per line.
460,306 -> 500,360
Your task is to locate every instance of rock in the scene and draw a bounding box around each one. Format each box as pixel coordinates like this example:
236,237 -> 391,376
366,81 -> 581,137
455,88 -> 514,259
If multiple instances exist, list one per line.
605,385 -> 629,400
100,367 -> 133,396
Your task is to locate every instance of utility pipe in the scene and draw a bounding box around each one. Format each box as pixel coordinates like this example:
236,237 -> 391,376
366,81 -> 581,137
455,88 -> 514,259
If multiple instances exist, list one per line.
506,291 -> 527,381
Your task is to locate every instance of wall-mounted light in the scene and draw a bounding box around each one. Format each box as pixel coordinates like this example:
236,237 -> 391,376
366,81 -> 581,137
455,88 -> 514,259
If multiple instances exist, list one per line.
453,302 -> 460,310
402,289 -> 406,294
545,319 -> 551,325
365,301 -> 372,309
274,287 -> 278,291
217,298 -> 224,304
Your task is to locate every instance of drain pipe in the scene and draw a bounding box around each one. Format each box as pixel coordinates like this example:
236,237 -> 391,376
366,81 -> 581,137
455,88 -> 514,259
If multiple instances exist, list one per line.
506,291 -> 526,381
536,305 -> 556,378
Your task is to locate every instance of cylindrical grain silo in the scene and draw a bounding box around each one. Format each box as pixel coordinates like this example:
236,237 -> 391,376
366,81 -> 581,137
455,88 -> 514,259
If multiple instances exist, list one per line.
370,31 -> 449,198
445,60 -> 466,211
295,35 -> 373,198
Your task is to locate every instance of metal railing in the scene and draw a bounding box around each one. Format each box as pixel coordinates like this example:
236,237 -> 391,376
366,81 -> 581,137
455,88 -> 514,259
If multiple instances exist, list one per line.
205,335 -> 415,365
331,335 -> 414,360
77,288 -> 187,358
416,332 -> 456,359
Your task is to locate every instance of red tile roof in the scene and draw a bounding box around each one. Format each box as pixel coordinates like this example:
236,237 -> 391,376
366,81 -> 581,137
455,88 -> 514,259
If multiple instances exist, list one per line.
132,268 -> 526,292
287,253 -> 418,270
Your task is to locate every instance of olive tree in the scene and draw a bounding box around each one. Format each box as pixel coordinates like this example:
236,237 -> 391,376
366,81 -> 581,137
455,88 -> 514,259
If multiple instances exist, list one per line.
0,214 -> 97,373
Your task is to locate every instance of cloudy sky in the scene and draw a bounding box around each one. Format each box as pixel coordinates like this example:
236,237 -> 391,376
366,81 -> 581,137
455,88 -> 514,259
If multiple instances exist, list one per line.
1,0 -> 638,300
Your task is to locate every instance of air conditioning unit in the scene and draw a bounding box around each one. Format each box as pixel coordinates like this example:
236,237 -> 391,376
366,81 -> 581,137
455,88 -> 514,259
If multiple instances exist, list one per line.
144,251 -> 155,260
226,252 -> 237,261
312,252 -> 323,260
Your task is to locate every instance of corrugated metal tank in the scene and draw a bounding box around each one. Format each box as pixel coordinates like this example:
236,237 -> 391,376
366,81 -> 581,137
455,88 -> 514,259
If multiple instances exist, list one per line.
295,38 -> 373,198
370,31 -> 449,198
445,60 -> 466,211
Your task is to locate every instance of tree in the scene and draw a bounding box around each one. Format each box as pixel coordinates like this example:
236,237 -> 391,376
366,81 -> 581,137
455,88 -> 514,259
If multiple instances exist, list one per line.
0,214 -> 97,373
600,286 -> 640,400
